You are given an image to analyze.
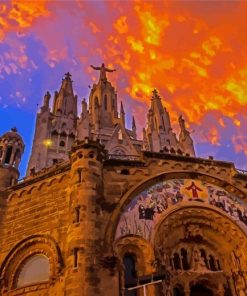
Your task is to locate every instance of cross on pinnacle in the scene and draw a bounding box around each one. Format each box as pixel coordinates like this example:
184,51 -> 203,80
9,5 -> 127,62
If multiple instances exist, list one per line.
65,72 -> 72,80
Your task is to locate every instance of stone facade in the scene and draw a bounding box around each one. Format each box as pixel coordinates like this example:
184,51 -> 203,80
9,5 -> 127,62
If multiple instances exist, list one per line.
0,66 -> 247,296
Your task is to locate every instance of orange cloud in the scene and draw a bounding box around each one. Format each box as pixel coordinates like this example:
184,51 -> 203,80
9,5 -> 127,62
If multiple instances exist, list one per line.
2,1 -> 247,159
0,1 -> 50,42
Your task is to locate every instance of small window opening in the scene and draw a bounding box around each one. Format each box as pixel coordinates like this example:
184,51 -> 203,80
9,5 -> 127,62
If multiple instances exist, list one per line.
200,249 -> 208,269
88,152 -> 94,159
181,248 -> 189,270
209,255 -> 217,271
59,140 -> 65,147
123,253 -> 137,296
0,146 -> 3,159
74,206 -> 80,223
73,248 -> 78,268
173,253 -> 181,270
77,169 -> 82,183
170,148 -> 175,154
104,95 -> 107,110
121,169 -> 129,175
53,159 -> 58,164
4,146 -> 12,164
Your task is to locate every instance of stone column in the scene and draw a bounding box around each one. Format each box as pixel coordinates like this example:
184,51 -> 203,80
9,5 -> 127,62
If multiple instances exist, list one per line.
9,147 -> 16,166
184,283 -> 190,296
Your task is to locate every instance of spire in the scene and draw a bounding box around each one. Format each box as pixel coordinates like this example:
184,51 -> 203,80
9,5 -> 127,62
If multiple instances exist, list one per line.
42,91 -> 51,109
179,115 -> 188,134
81,98 -> 87,117
120,101 -> 125,115
132,116 -> 137,139
53,72 -> 77,117
120,101 -> 125,126
132,116 -> 136,131
178,115 -> 195,156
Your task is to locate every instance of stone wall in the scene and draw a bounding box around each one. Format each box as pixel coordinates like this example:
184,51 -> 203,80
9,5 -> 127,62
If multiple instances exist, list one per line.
0,146 -> 247,295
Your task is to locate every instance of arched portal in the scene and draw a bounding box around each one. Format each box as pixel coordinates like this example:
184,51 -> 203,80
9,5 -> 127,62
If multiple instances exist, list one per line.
111,175 -> 247,296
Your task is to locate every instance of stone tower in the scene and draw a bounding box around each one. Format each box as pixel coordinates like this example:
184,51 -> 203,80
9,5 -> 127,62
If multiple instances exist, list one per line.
65,138 -> 116,296
0,128 -> 24,190
27,73 -> 77,175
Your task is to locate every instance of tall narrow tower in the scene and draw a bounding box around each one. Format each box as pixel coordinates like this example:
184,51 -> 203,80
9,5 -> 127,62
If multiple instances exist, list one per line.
0,128 -> 24,190
88,63 -> 118,134
27,73 -> 77,175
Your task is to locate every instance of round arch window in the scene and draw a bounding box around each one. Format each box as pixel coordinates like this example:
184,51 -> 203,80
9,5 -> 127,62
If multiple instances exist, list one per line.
16,254 -> 50,288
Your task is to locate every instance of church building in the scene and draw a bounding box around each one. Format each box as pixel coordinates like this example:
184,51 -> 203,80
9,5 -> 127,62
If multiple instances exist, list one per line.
0,64 -> 247,296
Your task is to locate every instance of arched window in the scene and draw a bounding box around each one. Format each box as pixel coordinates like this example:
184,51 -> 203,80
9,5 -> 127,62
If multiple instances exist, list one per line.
104,94 -> 107,110
94,96 -> 99,108
113,149 -> 126,156
123,253 -> 137,296
173,253 -> 181,270
200,249 -> 209,269
181,248 -> 189,270
0,146 -> 3,159
15,254 -> 50,288
209,255 -> 217,271
59,140 -> 65,147
4,146 -> 12,164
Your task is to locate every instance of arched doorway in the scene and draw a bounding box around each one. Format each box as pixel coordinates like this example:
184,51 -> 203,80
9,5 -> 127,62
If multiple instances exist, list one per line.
190,284 -> 213,296
111,175 -> 247,296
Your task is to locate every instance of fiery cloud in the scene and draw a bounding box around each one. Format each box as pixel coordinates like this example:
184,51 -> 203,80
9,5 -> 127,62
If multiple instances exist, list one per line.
1,1 -> 247,170
0,1 -> 50,41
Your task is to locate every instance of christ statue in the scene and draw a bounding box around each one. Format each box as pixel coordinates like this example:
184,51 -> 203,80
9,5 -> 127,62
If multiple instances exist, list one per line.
90,63 -> 116,81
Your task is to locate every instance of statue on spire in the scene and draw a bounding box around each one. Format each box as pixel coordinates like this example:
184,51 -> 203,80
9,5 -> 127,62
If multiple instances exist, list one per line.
90,63 -> 116,81
179,115 -> 189,134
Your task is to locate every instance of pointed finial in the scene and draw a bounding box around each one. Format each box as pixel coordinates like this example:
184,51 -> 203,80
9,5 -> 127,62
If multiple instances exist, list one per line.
11,127 -> 17,132
132,116 -> 136,130
120,101 -> 125,114
152,89 -> 160,99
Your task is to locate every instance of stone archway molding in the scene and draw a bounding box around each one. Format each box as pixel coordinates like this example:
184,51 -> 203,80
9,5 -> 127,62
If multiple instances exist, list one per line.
0,234 -> 63,291
106,171 -> 247,246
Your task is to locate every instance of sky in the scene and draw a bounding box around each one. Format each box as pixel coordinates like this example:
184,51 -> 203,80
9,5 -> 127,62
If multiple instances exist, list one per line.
1,1 -> 247,177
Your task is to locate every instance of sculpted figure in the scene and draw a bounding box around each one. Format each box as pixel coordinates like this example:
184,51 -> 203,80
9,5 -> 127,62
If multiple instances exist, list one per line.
90,63 -> 116,81
191,248 -> 207,271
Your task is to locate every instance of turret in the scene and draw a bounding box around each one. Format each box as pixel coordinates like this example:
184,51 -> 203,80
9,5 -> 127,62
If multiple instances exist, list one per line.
65,139 -> 109,295
77,98 -> 91,141
0,128 -> 24,189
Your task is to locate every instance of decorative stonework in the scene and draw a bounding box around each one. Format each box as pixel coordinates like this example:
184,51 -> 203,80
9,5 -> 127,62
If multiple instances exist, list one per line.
115,178 -> 247,241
